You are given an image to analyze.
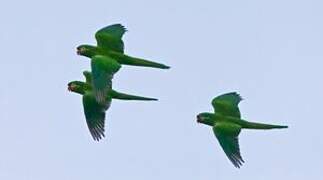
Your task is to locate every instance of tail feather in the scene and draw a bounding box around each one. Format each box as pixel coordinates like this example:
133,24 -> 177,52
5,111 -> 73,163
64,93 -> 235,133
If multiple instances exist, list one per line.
242,121 -> 288,130
109,52 -> 170,69
110,90 -> 158,101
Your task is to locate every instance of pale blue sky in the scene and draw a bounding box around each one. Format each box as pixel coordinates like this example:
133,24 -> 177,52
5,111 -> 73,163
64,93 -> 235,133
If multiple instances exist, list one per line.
1,0 -> 323,179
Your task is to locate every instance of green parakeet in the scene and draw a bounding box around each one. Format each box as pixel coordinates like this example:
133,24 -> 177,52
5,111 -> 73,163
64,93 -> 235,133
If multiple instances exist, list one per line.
88,55 -> 121,104
68,71 -> 157,141
76,24 -> 170,69
197,92 -> 288,168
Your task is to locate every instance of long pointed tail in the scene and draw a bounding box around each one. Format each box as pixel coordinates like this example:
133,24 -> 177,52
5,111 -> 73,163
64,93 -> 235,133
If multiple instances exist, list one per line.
110,90 -> 158,101
242,121 -> 288,130
109,52 -> 170,69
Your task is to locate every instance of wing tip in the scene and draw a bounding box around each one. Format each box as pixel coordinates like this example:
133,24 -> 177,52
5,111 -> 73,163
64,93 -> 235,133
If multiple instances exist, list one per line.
229,155 -> 245,168
229,92 -> 243,101
113,23 -> 127,32
90,126 -> 106,141
212,92 -> 243,105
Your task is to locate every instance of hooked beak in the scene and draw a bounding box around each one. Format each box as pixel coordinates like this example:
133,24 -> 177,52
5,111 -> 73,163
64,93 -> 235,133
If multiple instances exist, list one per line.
197,115 -> 202,123
68,86 -> 72,91
76,49 -> 81,55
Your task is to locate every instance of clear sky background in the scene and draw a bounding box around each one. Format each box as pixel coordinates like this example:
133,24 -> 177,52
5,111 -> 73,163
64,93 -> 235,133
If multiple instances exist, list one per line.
1,0 -> 323,179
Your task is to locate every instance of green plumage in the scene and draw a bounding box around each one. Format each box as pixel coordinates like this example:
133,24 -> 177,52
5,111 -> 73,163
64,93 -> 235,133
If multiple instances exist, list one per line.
91,55 -> 121,104
68,71 -> 157,141
71,24 -> 166,140
197,92 -> 288,168
82,91 -> 107,141
77,24 -> 170,69
95,24 -> 126,53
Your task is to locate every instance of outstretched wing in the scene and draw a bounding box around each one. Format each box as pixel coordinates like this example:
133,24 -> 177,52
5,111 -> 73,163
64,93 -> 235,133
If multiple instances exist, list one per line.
213,122 -> 244,168
82,92 -> 107,141
211,92 -> 242,118
91,55 -> 121,104
95,24 -> 127,53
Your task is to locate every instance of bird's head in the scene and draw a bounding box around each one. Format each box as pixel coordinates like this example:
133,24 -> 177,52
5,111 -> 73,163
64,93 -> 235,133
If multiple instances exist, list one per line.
67,81 -> 89,95
197,112 -> 215,126
76,45 -> 97,58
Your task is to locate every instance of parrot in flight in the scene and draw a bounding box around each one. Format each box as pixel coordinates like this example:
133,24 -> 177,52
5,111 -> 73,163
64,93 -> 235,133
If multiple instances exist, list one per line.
88,55 -> 121,104
197,92 -> 288,168
68,71 -> 157,141
76,24 -> 170,69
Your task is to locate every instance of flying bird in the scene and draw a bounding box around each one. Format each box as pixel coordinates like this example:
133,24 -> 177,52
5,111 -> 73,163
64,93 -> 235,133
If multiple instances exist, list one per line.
68,71 -> 158,141
88,55 -> 121,104
197,92 -> 288,168
77,24 -> 170,69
